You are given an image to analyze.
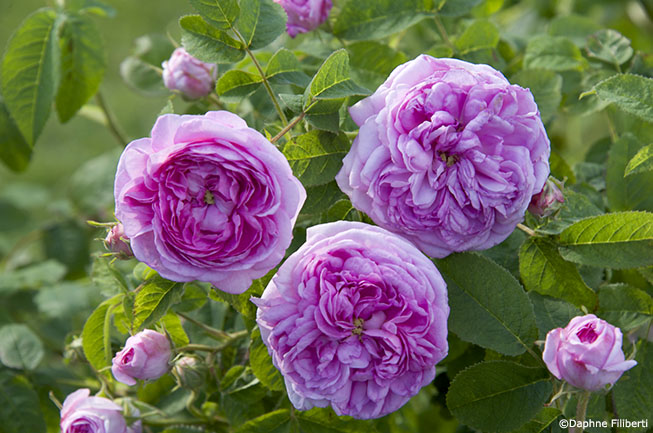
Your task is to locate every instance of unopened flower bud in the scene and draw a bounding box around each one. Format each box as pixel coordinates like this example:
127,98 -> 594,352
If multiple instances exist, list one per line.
162,48 -> 217,99
173,356 -> 207,389
104,223 -> 133,258
528,178 -> 564,217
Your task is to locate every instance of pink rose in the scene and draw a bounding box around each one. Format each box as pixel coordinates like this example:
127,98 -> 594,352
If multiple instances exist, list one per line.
112,330 -> 171,386
60,388 -> 141,433
162,47 -> 217,99
543,314 -> 637,391
274,0 -> 332,37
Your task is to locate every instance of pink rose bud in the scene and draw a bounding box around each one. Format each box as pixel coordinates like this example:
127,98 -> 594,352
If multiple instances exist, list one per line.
162,48 -> 217,99
543,314 -> 637,391
104,223 -> 133,258
274,0 -> 332,37
528,178 -> 564,217
112,330 -> 171,386
60,388 -> 127,433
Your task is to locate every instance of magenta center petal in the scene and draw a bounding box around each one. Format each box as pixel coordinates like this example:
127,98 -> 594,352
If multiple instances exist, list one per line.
576,324 -> 599,344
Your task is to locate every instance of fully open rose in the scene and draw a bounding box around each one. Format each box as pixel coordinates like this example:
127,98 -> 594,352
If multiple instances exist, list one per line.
336,56 -> 550,257
114,111 -> 306,293
254,221 -> 449,419
60,389 -> 141,433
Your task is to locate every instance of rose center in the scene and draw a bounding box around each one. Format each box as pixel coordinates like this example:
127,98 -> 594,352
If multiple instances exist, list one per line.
576,324 -> 599,344
438,151 -> 459,167
122,348 -> 135,364
204,190 -> 215,205
352,318 -> 364,336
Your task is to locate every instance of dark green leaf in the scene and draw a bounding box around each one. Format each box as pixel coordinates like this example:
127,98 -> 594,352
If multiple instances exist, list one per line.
43,219 -> 89,279
82,296 -> 120,370
606,133 -> 653,211
549,151 -> 576,184
306,112 -> 340,132
55,13 -> 106,122
237,0 -> 286,50
0,324 -> 44,370
347,41 -> 407,89
249,327 -> 284,391
0,95 -> 31,172
120,56 -> 167,95
326,199 -> 361,222
548,14 -> 601,47
523,36 -> 584,71
189,0 -> 239,30
537,189 -> 603,235
528,292 -> 581,340
446,361 -> 552,433
511,407 -> 562,433
173,283 -> 208,313
301,182 -> 346,215
586,30 -> 633,67
133,277 -> 184,330
558,212 -> 653,269
598,283 -> 653,331
217,70 -> 262,97
625,143 -> 653,176
593,74 -> 653,123
612,341 -> 653,432
284,130 -> 350,187
266,49 -> 311,87
455,19 -> 499,54
0,372 -> 46,433
234,409 -> 291,433
0,260 -> 66,294
1,8 -> 62,144
435,253 -> 538,356
438,0 -> 483,17
296,407 -> 371,433
180,15 -> 245,64
511,70 -> 562,123
519,237 -> 597,309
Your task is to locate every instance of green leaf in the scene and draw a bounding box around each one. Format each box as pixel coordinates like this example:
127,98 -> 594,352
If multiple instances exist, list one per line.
598,283 -> 653,331
1,8 -> 62,145
519,237 -> 597,309
217,70 -> 262,97
511,407 -> 562,433
0,95 -> 31,172
55,13 -> 106,123
180,15 -> 245,64
548,14 -> 601,47
133,277 -> 184,330
454,19 -> 499,54
326,199 -> 361,222
234,409 -> 291,433
586,29 -> 634,67
0,324 -> 44,370
625,143 -> 653,176
435,253 -> 538,356
607,133 -> 653,211
528,292 -> 581,340
612,340 -> 653,432
593,74 -> 653,123
43,219 -> 89,279
284,130 -> 350,187
82,296 -> 120,370
301,181 -> 346,215
438,0 -> 483,17
0,372 -> 46,433
523,35 -> 584,71
537,189 -> 603,235
333,0 -> 431,41
306,112 -> 340,133
120,56 -> 167,96
446,361 -> 552,433
558,212 -> 653,269
210,276 -> 266,325
189,0 -> 239,30
266,49 -> 310,87
249,327 -> 284,391
0,260 -> 67,294
173,283 -> 208,313
296,407 -> 371,432
347,41 -> 407,89
237,0 -> 286,50
304,50 -> 370,112
510,69 -> 562,123
161,312 -> 190,347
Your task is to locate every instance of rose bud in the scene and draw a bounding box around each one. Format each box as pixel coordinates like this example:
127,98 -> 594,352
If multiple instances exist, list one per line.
274,0 -> 332,37
528,178 -> 564,217
162,47 -> 217,99
336,56 -> 550,258
172,356 -> 207,389
112,330 -> 171,386
104,223 -> 133,258
254,221 -> 449,419
60,388 -> 129,433
542,314 -> 637,391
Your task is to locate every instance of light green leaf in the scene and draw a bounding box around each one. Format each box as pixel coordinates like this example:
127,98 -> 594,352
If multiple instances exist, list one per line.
598,283 -> 653,331
523,35 -> 584,71
528,292 -> 581,340
1,8 -> 62,145
237,0 -> 286,49
0,324 -> 44,370
625,143 -> 653,176
519,237 -> 597,309
301,182 -> 346,215
613,341 -> 653,432
435,253 -> 538,356
438,0 -> 483,16
249,327 -> 284,391
210,276 -> 266,326
511,407 -> 562,433
333,0 -> 432,41
173,283 -> 208,313
0,372 -> 46,433
593,74 -> 653,123
82,296 -> 120,370
586,29 -> 634,67
217,70 -> 262,97
189,0 -> 239,30
284,130 -> 350,187
265,49 -> 310,87
180,15 -> 245,64
455,19 -> 499,54
55,13 -> 106,123
161,312 -> 190,347
0,95 -> 31,172
511,69 -> 562,123
133,277 -> 184,330
607,133 -> 653,211
234,409 -> 291,433
446,361 -> 552,433
558,211 -> 653,269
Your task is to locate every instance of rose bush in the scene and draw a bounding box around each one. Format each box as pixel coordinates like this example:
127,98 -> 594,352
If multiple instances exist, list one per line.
254,221 -> 449,419
543,314 -> 637,391
162,48 -> 217,99
114,111 -> 306,294
336,56 -> 550,258
60,388 -> 141,433
274,0 -> 332,37
112,329 -> 172,386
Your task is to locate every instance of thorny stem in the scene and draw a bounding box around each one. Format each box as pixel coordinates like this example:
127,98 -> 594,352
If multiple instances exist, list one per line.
271,112 -> 306,143
95,92 -> 129,147
517,223 -> 536,237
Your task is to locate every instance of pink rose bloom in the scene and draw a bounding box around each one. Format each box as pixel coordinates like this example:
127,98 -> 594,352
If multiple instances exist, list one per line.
543,314 -> 637,391
162,47 -> 217,99
274,0 -> 332,37
104,223 -> 133,258
60,388 -> 141,433
528,178 -> 564,217
112,330 -> 171,386
254,221 -> 449,419
336,56 -> 550,258
114,111 -> 306,294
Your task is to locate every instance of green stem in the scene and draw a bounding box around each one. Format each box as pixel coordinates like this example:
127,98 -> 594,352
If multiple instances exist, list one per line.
517,223 -> 536,237
572,391 -> 592,433
96,92 -> 129,147
434,15 -> 455,52
177,312 -> 229,340
271,112 -> 306,143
